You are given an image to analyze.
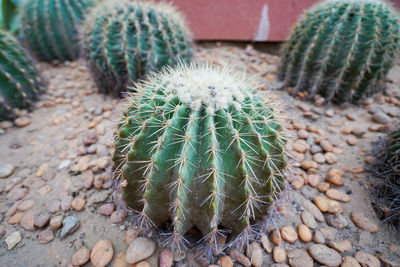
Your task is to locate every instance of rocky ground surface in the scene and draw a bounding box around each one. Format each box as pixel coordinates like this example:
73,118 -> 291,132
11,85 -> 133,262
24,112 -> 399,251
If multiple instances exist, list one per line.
0,42 -> 400,267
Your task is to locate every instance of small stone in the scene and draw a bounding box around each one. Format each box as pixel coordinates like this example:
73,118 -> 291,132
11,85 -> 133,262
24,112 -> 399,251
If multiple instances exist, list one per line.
310,145 -> 322,154
36,163 -> 49,177
345,113 -> 355,121
325,152 -> 338,164
270,228 -> 281,245
300,160 -> 318,170
314,196 -> 329,212
125,228 -> 139,245
113,252 -> 126,267
38,229 -> 55,244
0,163 -> 15,178
14,117 -> 31,127
71,198 -> 86,211
309,244 -> 342,267
5,231 -> 22,250
313,153 -> 325,164
273,246 -> 286,263
320,140 -> 333,152
326,189 -> 350,202
346,136 -> 358,146
135,262 -> 150,267
37,185 -> 51,195
217,255 -> 233,267
83,130 -> 98,146
354,251 -> 380,267
328,240 -> 352,253
307,174 -> 320,187
111,210 -> 126,224
60,216 -> 80,238
301,211 -> 317,229
8,212 -> 23,224
302,199 -> 325,222
287,248 -> 313,267
72,246 -> 90,266
326,168 -> 343,186
313,230 -> 325,244
91,240 -> 114,267
7,187 -> 28,200
298,224 -> 312,242
371,112 -> 391,124
160,249 -> 173,267
34,214 -> 51,228
327,200 -> 344,214
342,256 -> 361,267
0,225 -> 5,238
351,128 -> 366,137
319,227 -> 336,241
46,199 -> 61,213
280,225 -> 298,243
126,237 -> 156,264
17,200 -> 35,211
20,211 -> 35,230
297,129 -> 309,139
317,182 -> 330,192
211,234 -> 226,256
247,242 -> 263,267
61,196 -> 73,211
229,250 -> 251,267
327,214 -> 348,229
350,211 -> 378,233
260,233 -> 272,253
99,203 -> 115,216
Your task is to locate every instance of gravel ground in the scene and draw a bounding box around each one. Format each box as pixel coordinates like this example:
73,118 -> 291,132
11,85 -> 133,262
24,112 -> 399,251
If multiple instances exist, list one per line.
0,42 -> 399,267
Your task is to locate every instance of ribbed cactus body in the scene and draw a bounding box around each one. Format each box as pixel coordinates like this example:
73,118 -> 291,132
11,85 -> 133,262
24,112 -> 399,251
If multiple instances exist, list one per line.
20,0 -> 94,62
82,0 -> 193,97
113,65 -> 288,248
280,0 -> 400,103
0,30 -> 44,120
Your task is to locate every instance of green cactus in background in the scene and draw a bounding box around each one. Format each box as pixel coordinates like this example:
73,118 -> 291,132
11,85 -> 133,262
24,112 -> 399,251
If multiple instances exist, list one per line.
280,0 -> 400,103
0,30 -> 44,121
81,0 -> 193,97
112,64 -> 288,249
20,0 -> 94,62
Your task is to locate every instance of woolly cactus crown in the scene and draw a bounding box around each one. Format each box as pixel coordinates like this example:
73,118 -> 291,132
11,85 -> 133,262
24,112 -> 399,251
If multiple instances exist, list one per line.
113,63 -> 289,250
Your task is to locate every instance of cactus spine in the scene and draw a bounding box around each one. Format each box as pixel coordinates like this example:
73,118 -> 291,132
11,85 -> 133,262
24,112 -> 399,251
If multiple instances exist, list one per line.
112,64 -> 288,249
280,0 -> 400,103
0,30 -> 44,120
82,0 -> 193,97
20,0 -> 94,62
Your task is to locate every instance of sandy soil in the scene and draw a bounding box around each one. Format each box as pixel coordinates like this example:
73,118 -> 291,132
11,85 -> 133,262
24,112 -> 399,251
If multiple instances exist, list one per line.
0,43 -> 399,266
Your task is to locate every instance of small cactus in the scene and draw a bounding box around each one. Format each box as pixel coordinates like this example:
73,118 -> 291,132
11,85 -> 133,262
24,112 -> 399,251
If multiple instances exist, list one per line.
81,0 -> 193,97
20,0 -> 95,62
280,0 -> 400,103
0,30 -> 44,120
112,64 -> 288,250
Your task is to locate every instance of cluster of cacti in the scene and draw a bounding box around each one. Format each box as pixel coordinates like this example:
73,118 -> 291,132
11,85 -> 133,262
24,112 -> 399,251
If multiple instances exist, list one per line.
81,0 -> 193,97
112,64 -> 288,249
0,30 -> 44,120
369,127 -> 400,229
20,0 -> 94,62
280,0 -> 400,103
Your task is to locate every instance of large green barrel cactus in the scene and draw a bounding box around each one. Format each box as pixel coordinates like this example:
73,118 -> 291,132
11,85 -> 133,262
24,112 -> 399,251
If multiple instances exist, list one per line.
81,0 -> 193,97
112,64 -> 288,249
0,30 -> 44,120
20,0 -> 94,62
280,0 -> 400,103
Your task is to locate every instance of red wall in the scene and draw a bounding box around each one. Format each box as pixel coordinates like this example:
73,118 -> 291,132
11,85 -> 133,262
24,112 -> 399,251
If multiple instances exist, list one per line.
161,0 -> 400,42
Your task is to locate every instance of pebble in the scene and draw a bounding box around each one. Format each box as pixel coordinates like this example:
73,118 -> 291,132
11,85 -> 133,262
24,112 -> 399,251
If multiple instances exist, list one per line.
99,203 -> 115,216
319,227 -> 336,241
280,226 -> 298,243
0,163 -> 15,178
297,129 -> 309,139
125,228 -> 139,245
342,256 -> 361,267
17,200 -> 35,211
260,233 -> 272,253
113,252 -> 126,267
273,246 -> 286,263
326,168 -> 344,186
83,130 -> 98,146
308,244 -> 342,267
8,187 -> 28,200
287,248 -> 313,267
302,199 -> 325,222
34,214 -> 51,228
313,230 -> 325,244
301,211 -> 317,229
136,262 -> 150,267
328,240 -> 352,253
320,140 -> 333,152
217,255 -> 233,267
327,214 -> 348,229
38,229 -> 55,244
160,249 -> 173,267
14,117 -> 31,127
229,250 -> 251,267
110,210 -> 126,223
354,251 -> 380,267
326,189 -> 350,202
8,212 -> 23,224
6,202 -> 20,217
300,161 -> 318,170
310,145 -> 322,154
125,237 -> 156,264
350,211 -> 378,233
46,199 -> 61,213
36,163 -> 49,177
307,174 -> 320,187
371,112 -> 391,124
91,240 -> 114,267
71,198 -> 86,211
72,246 -> 90,266
61,196 -> 73,211
314,195 -> 330,212
60,216 -> 80,239
37,185 -> 52,195
351,128 -> 365,137
270,229 -> 281,246
5,231 -> 22,250
346,136 -> 358,146
325,152 -> 338,164
0,225 -> 5,238
20,211 -> 35,230
313,153 -> 325,164
50,215 -> 63,230
298,224 -> 312,242
247,242 -> 263,267
317,182 -> 330,192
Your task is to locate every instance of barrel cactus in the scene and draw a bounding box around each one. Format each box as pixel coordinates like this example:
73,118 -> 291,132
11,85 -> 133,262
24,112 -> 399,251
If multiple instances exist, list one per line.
280,0 -> 400,103
81,0 -> 193,97
20,0 -> 95,62
112,64 -> 288,250
0,30 -> 44,121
